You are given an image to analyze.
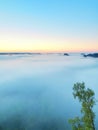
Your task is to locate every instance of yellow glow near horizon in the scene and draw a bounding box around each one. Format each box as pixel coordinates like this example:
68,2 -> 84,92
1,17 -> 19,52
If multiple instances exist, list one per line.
0,28 -> 98,53
0,41 -> 98,53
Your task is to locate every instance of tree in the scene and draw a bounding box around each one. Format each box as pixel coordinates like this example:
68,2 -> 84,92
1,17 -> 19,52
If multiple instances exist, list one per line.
69,82 -> 96,130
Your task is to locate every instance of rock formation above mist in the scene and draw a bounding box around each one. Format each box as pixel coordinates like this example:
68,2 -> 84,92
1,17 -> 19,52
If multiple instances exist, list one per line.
82,53 -> 98,58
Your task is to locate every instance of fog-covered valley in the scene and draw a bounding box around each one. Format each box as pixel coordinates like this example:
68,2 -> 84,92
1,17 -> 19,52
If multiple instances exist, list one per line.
0,54 -> 98,130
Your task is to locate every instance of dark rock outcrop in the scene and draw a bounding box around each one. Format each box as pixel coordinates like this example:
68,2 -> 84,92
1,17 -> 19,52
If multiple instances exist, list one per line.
64,53 -> 69,56
82,53 -> 98,58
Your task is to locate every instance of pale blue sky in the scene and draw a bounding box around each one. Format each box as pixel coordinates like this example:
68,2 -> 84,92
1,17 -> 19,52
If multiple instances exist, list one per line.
0,0 -> 98,52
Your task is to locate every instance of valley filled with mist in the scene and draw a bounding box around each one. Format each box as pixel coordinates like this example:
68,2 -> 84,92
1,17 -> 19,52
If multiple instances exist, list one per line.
0,53 -> 98,130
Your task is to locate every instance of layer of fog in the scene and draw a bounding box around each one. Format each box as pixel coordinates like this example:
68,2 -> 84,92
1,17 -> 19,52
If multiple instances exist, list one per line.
0,54 -> 98,130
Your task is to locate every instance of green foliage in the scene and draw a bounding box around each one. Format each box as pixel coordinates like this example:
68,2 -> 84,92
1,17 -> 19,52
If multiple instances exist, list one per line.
69,82 -> 96,130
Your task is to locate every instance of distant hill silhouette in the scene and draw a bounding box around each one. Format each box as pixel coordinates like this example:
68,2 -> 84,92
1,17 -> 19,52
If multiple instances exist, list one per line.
82,53 -> 98,58
0,53 -> 41,55
64,53 -> 69,56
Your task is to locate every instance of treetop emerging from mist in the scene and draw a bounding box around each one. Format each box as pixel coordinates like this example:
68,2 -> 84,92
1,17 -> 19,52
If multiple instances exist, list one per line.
69,82 -> 96,130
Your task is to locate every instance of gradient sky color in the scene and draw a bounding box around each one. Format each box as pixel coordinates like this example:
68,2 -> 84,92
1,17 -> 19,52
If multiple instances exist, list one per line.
0,0 -> 98,52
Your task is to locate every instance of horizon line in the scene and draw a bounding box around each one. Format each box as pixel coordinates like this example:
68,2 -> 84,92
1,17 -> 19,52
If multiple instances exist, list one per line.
0,50 -> 98,53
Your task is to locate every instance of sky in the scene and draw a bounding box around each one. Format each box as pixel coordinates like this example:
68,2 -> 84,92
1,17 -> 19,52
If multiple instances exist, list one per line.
0,0 -> 98,52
